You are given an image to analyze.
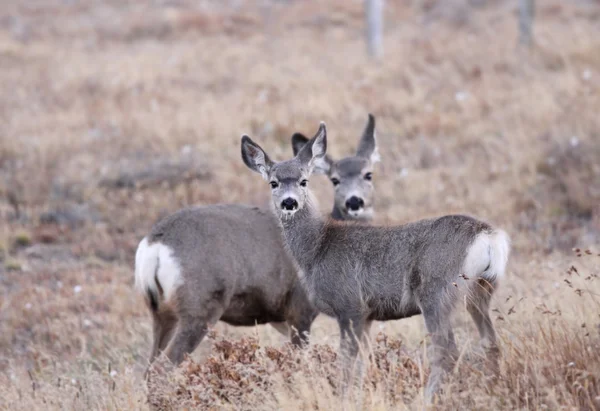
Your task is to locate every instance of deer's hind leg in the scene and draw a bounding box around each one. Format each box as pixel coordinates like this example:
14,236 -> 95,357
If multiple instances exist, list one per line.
160,284 -> 228,367
146,305 -> 178,376
419,300 -> 459,404
466,278 -> 500,373
161,316 -> 213,366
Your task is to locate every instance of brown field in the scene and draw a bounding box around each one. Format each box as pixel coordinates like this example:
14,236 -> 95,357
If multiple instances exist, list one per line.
1,0 -> 599,409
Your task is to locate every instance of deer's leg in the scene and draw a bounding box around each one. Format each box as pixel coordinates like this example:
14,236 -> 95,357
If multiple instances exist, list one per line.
146,306 -> 178,376
338,316 -> 367,384
467,279 -> 500,373
289,322 -> 312,347
285,285 -> 318,347
161,315 -> 212,366
287,308 -> 317,348
356,319 -> 372,382
361,320 -> 372,342
421,305 -> 458,404
270,322 -> 290,337
339,317 -> 364,359
160,284 -> 226,368
356,319 -> 373,369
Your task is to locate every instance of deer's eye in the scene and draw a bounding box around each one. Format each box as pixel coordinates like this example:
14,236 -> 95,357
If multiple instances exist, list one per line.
364,172 -> 372,181
270,181 -> 279,189
300,179 -> 308,187
331,178 -> 340,186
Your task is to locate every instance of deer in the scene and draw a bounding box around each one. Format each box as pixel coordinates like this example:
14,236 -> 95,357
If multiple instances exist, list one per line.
240,122 -> 510,402
291,114 -> 380,222
134,118 -> 383,373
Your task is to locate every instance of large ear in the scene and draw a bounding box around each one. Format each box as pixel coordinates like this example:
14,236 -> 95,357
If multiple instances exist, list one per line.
356,113 -> 381,163
296,122 -> 328,173
291,133 -> 309,156
241,135 -> 273,180
292,132 -> 332,174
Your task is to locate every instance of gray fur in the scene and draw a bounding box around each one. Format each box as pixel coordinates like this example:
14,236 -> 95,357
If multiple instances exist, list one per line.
137,130 -> 377,373
241,122 -> 510,402
139,204 -> 316,371
291,114 -> 380,222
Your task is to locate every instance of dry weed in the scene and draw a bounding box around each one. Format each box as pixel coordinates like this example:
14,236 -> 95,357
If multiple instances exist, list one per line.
1,0 -> 600,409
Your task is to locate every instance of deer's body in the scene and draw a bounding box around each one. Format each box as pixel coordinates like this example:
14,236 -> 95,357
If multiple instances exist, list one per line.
285,206 -> 507,324
135,115 -> 381,371
241,122 -> 510,402
135,204 -> 317,368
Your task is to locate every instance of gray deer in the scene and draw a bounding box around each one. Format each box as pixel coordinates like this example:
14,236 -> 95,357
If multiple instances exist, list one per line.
134,122 -> 382,371
291,114 -> 380,222
240,122 -> 510,401
134,205 -> 316,371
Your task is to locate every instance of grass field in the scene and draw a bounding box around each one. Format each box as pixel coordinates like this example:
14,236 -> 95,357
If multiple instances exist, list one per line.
1,0 -> 599,409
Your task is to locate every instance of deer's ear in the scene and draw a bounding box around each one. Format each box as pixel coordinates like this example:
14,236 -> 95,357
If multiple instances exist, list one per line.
292,132 -> 332,174
291,133 -> 309,156
356,113 -> 381,164
241,135 -> 273,180
297,122 -> 328,174
313,154 -> 332,174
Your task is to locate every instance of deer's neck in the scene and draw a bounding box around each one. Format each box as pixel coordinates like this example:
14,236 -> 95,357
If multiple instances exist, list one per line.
331,204 -> 374,222
277,194 -> 325,273
330,205 -> 346,221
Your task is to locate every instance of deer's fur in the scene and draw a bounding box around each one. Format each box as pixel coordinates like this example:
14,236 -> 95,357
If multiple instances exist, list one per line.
291,114 -> 380,221
241,122 -> 510,402
134,205 -> 317,370
135,125 -> 382,373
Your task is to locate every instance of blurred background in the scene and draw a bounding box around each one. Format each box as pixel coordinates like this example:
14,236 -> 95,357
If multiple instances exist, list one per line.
1,0 -> 599,409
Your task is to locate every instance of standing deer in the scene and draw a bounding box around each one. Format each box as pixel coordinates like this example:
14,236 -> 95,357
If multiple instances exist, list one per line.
135,204 -> 316,372
241,122 -> 510,401
291,114 -> 380,222
134,121 -> 382,372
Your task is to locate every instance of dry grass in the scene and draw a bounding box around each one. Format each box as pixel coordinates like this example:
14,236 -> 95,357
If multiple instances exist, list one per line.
1,0 -> 599,409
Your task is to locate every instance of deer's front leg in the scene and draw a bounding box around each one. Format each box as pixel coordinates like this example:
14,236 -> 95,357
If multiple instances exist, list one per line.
338,315 -> 368,389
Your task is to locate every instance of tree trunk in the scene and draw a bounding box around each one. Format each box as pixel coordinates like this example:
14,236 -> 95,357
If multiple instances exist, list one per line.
518,0 -> 535,46
365,0 -> 384,59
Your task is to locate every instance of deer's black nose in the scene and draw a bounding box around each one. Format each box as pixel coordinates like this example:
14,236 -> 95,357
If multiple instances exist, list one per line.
345,196 -> 364,211
281,198 -> 298,211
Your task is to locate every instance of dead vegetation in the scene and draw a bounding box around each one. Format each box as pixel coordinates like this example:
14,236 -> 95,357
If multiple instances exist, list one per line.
1,0 -> 600,409
150,252 -> 600,410
148,332 -> 421,410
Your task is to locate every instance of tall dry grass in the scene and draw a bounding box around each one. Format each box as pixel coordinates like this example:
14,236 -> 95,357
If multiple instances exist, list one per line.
1,0 -> 599,409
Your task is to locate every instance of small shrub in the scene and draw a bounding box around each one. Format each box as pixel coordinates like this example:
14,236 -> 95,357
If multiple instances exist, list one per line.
13,231 -> 32,248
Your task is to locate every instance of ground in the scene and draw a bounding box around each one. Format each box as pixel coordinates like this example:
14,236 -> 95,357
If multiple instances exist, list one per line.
0,0 -> 599,409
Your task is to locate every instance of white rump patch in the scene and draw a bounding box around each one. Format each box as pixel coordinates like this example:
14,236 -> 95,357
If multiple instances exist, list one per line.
134,237 -> 183,302
463,229 -> 511,282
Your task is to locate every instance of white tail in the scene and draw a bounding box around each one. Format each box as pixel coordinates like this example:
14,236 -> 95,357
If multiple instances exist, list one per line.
463,229 -> 511,284
134,237 -> 183,304
486,229 -> 510,282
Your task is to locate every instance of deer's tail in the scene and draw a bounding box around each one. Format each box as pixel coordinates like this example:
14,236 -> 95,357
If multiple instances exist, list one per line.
134,237 -> 182,312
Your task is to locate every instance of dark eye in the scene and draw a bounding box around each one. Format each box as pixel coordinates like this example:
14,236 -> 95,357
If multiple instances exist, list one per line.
270,181 -> 279,189
331,178 -> 340,186
300,179 -> 308,187
364,172 -> 372,181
